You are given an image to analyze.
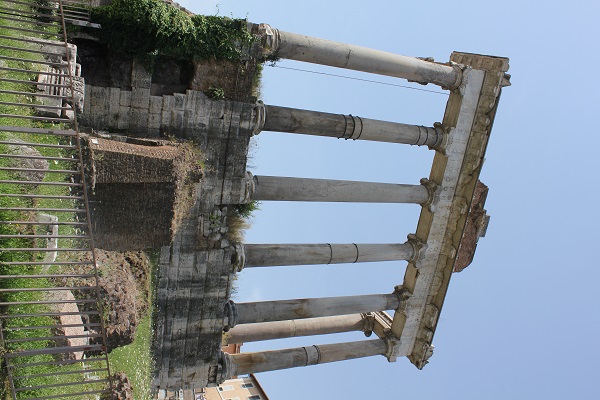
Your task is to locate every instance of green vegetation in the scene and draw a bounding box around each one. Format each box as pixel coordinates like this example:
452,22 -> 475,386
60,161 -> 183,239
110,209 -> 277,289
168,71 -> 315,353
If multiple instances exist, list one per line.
107,249 -> 158,400
233,200 -> 260,219
90,0 -> 255,65
204,86 -> 225,100
109,314 -> 153,400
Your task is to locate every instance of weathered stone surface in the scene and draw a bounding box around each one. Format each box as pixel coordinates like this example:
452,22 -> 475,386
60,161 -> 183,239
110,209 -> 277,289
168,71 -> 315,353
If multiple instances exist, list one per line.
131,87 -> 151,110
45,290 -> 87,360
102,373 -> 134,400
80,74 -> 254,392
119,90 -> 132,107
454,181 -> 490,272
5,140 -> 48,182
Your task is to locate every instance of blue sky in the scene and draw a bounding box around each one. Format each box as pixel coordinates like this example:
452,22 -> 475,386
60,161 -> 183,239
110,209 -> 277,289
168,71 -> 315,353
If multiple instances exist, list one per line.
178,1 -> 600,398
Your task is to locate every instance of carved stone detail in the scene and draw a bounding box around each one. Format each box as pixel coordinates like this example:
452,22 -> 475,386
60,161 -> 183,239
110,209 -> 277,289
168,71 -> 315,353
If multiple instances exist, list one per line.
384,335 -> 401,363
252,101 -> 267,135
419,178 -> 439,208
223,300 -> 238,331
231,243 -> 246,273
406,233 -> 427,264
241,171 -> 256,203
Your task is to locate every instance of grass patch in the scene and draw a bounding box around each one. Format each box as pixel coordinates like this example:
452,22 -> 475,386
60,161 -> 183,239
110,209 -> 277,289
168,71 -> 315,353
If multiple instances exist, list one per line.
108,313 -> 153,400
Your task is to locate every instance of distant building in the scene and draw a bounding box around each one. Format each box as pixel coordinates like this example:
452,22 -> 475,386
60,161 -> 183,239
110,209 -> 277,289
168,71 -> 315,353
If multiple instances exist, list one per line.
156,344 -> 269,400
200,374 -> 269,400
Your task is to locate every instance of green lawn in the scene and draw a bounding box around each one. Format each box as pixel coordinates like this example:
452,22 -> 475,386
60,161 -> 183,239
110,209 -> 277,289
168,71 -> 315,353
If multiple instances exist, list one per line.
108,313 -> 154,400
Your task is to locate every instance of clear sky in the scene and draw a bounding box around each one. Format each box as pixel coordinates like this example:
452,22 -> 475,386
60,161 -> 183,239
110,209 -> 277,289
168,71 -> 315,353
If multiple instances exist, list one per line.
178,1 -> 600,399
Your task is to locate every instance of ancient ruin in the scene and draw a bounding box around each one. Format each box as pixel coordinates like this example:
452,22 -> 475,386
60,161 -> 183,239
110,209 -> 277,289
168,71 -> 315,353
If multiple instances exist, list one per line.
73,7 -> 510,395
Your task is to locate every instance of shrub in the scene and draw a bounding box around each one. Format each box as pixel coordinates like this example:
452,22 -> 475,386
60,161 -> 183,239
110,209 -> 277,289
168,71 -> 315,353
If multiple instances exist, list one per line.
90,0 -> 254,63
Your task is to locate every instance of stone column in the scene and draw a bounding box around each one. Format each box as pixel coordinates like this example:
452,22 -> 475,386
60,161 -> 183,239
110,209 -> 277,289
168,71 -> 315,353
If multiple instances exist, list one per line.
244,243 -> 414,267
254,103 -> 444,149
251,23 -> 462,90
225,314 -> 373,344
228,292 -> 401,326
247,174 -> 432,204
225,339 -> 388,377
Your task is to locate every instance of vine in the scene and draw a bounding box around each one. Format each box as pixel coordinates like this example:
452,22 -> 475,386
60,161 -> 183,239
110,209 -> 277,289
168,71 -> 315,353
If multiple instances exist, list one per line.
89,0 -> 255,64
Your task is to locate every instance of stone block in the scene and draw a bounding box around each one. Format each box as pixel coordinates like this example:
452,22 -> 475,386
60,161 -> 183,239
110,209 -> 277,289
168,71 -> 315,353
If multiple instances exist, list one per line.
150,96 -> 163,114
83,84 -> 91,114
131,60 -> 152,88
184,109 -> 195,132
108,88 -> 121,129
131,87 -> 150,110
130,108 -> 149,132
148,112 -> 161,131
119,90 -> 131,107
239,103 -> 255,132
90,86 -> 108,107
35,96 -> 62,118
170,110 -> 184,132
117,106 -> 130,130
162,95 -> 174,112
161,109 -> 171,132
173,93 -> 186,110
184,90 -> 195,111
148,128 -> 160,138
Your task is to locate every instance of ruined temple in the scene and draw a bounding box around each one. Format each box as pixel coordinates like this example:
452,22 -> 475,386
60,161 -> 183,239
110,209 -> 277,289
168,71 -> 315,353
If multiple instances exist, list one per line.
74,6 -> 510,395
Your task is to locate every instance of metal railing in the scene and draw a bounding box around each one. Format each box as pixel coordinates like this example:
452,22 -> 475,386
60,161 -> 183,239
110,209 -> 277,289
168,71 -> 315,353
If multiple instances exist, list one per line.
0,1 -> 112,398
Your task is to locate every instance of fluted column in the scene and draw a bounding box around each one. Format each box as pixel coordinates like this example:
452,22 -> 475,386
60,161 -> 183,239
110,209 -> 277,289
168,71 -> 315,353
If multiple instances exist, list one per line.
225,314 -> 373,344
244,242 -> 415,267
251,23 -> 462,90
247,174 -> 433,204
254,103 -> 444,149
226,293 -> 401,328
226,339 -> 388,377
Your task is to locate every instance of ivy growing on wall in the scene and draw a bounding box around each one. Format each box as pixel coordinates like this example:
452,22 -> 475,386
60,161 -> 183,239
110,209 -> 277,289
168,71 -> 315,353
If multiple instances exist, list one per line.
89,0 -> 254,63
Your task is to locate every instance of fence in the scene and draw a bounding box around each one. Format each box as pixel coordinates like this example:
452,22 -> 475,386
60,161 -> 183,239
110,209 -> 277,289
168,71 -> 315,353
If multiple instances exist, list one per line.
0,1 -> 112,398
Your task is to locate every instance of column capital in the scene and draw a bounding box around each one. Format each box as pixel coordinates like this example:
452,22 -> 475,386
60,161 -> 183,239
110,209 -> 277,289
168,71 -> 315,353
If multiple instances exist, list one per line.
406,234 -> 427,264
217,351 -> 234,383
252,101 -> 267,135
253,23 -> 280,58
431,122 -> 449,152
231,242 -> 246,273
419,178 -> 439,208
361,312 -> 375,337
384,335 -> 402,363
241,171 -> 256,203
393,285 -> 412,317
223,300 -> 238,331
